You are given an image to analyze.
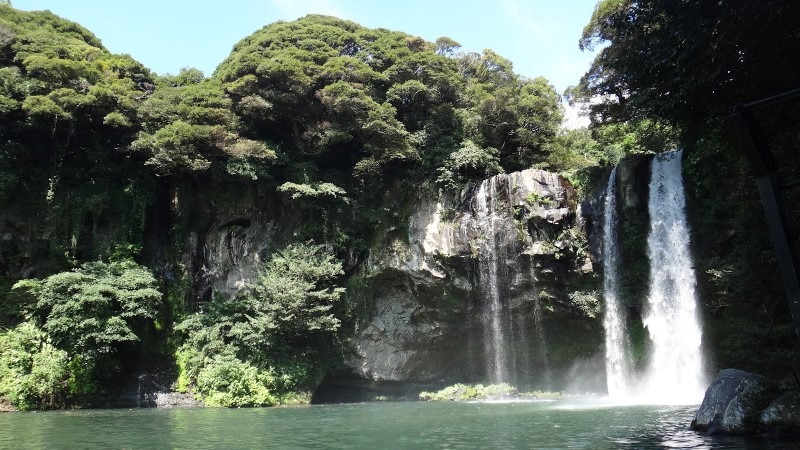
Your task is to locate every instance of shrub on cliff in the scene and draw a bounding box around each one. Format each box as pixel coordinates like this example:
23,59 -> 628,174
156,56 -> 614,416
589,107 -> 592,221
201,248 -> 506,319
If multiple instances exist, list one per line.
0,322 -> 69,410
175,243 -> 345,406
5,257 -> 161,404
419,383 -> 518,401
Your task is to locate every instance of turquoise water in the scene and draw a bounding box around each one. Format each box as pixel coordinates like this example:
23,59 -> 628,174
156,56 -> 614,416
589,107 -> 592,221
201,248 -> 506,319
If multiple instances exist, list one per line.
0,400 -> 794,449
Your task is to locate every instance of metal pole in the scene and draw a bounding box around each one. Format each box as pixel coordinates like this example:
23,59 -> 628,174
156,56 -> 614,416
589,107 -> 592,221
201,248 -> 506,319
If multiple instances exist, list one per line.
730,106 -> 800,336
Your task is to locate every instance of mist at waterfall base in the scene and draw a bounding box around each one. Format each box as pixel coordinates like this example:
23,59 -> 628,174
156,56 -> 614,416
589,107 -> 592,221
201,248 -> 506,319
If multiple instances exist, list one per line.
601,150 -> 707,405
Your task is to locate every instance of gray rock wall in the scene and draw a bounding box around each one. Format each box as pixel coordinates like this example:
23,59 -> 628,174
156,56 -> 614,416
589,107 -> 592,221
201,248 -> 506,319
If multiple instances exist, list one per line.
345,169 -> 604,390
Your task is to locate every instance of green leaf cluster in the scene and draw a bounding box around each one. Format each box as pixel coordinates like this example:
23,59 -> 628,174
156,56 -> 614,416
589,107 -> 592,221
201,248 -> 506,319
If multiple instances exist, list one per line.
175,243 -> 345,406
1,258 -> 160,409
419,383 -> 518,401
0,322 -> 69,410
435,140 -> 503,188
575,0 -> 800,134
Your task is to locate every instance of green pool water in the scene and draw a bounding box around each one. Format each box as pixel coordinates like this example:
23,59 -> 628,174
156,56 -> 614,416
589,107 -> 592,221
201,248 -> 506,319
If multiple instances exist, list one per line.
0,399 -> 794,449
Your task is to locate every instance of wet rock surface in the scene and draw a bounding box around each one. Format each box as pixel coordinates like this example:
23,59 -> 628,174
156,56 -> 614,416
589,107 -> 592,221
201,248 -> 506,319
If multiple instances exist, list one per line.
691,368 -> 800,435
345,169 -> 604,389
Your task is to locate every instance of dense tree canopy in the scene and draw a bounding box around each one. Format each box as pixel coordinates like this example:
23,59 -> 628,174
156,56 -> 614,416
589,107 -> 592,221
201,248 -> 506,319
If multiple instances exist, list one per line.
215,15 -> 563,184
2,258 -> 160,408
575,0 -> 800,133
0,6 -> 154,193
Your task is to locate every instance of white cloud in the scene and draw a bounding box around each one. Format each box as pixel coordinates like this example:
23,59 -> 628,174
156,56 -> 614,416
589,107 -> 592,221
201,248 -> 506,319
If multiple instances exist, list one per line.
269,0 -> 345,20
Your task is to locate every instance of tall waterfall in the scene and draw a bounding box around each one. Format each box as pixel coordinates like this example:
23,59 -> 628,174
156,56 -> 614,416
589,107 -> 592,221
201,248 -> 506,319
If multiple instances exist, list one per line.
602,166 -> 632,398
468,170 -> 569,387
642,150 -> 705,403
475,178 -> 509,384
532,295 -> 552,389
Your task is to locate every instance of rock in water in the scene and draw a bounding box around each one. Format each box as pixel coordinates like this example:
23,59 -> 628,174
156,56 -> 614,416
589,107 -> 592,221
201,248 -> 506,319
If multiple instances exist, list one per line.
691,368 -> 778,435
760,391 -> 800,434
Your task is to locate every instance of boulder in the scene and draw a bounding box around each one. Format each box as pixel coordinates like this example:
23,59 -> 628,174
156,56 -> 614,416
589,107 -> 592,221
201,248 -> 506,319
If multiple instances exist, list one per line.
691,368 -> 786,435
760,390 -> 800,434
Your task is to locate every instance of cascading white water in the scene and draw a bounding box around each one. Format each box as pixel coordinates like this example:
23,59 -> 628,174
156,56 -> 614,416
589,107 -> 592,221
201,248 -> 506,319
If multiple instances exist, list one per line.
641,150 -> 705,404
469,169 -> 566,387
476,178 -> 508,384
532,295 -> 552,389
601,166 -> 632,398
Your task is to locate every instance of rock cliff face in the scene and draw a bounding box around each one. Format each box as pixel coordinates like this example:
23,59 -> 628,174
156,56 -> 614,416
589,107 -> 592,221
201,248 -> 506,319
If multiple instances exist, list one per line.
344,169 -> 604,392
1,169 -> 605,396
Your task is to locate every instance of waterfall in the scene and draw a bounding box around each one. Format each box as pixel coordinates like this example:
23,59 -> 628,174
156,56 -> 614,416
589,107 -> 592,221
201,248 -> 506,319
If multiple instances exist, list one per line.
641,150 -> 705,403
475,178 -> 509,384
602,166 -> 632,398
532,295 -> 552,390
469,169 -> 568,387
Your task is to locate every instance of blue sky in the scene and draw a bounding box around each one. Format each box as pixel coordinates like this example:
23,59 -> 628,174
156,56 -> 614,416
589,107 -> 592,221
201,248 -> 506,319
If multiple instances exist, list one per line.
11,0 -> 600,94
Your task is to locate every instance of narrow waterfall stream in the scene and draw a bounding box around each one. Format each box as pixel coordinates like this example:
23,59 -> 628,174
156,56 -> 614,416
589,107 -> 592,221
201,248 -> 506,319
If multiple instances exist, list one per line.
475,178 -> 508,384
470,170 -> 569,388
642,150 -> 705,403
601,166 -> 632,398
532,294 -> 552,389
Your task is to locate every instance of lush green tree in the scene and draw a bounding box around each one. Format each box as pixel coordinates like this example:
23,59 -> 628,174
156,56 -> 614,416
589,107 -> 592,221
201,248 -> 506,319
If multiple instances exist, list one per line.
576,0 -> 800,133
0,322 -> 69,410
176,243 -> 345,405
132,69 -> 276,176
434,36 -> 461,56
215,15 -> 431,178
436,140 -> 503,188
0,6 -> 154,164
11,258 -> 161,384
458,51 -> 563,171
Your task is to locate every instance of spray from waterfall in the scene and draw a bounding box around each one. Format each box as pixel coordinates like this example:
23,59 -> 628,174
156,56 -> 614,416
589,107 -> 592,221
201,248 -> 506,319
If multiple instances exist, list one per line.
602,166 -> 632,398
641,149 -> 705,404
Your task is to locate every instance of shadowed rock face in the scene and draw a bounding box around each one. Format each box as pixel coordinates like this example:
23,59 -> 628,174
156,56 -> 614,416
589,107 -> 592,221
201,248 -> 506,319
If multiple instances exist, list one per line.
344,169 -> 604,390
691,368 -> 800,436
0,168 -> 604,398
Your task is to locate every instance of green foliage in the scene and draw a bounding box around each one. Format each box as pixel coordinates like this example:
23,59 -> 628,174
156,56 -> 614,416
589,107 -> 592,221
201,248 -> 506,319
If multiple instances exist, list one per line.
568,290 -> 601,318
436,140 -> 503,188
458,52 -> 562,171
278,182 -> 348,202
213,14 -> 561,191
175,243 -> 345,406
10,259 -> 161,386
525,191 -> 553,207
0,322 -> 69,410
195,352 -> 276,407
576,0 -> 800,135
543,119 -> 675,177
419,383 -> 518,401
132,71 -> 275,175
242,243 -> 345,336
